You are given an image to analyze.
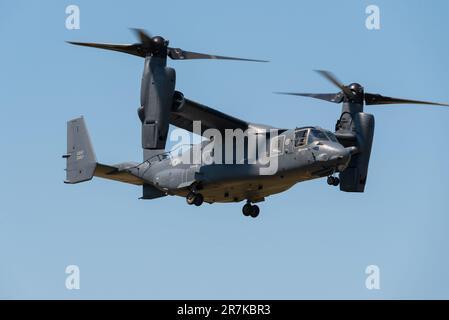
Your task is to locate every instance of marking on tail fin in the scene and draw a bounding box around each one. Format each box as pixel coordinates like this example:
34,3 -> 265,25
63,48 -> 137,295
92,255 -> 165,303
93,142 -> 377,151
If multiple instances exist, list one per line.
76,150 -> 85,160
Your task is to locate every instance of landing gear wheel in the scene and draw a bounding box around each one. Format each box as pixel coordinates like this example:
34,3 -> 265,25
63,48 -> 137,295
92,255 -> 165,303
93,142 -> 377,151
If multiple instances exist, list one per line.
193,193 -> 204,206
186,192 -> 196,205
250,205 -> 260,218
332,177 -> 340,186
327,176 -> 336,186
242,203 -> 252,216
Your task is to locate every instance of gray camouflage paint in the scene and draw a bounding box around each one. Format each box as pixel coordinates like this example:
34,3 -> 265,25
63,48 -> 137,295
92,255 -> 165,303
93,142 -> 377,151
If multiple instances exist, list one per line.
65,118 -> 355,204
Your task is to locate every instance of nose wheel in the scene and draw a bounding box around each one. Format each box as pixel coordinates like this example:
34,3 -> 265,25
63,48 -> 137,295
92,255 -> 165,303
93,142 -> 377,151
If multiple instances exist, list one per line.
327,176 -> 340,187
242,202 -> 260,218
186,192 -> 204,206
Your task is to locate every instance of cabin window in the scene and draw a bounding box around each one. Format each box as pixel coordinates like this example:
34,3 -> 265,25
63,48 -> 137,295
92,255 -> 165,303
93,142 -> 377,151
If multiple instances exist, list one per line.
159,154 -> 170,160
294,129 -> 308,147
270,135 -> 285,156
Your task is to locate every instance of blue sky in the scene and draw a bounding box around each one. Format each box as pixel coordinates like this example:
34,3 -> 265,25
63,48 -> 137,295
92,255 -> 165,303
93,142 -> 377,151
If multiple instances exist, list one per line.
1,0 -> 449,299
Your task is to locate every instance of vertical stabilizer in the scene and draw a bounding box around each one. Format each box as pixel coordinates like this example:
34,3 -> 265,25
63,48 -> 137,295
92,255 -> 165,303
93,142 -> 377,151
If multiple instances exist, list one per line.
64,117 -> 97,184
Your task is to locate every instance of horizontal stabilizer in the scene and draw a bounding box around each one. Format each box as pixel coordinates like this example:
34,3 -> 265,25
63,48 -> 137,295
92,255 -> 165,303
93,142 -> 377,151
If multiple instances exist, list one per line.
94,163 -> 144,185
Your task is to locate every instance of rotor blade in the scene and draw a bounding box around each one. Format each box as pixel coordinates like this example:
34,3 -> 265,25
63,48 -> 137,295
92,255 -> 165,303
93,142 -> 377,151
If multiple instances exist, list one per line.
67,41 -> 144,57
315,70 -> 353,97
130,28 -> 152,44
365,93 -> 449,107
275,92 -> 344,103
167,47 -> 268,62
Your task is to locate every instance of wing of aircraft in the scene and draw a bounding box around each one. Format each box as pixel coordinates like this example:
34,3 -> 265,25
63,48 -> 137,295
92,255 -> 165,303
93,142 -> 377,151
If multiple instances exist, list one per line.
170,96 -> 283,136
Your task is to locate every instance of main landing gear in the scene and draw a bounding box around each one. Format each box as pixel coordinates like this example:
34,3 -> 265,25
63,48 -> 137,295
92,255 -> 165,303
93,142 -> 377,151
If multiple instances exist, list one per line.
186,192 -> 204,206
242,202 -> 260,218
327,175 -> 340,187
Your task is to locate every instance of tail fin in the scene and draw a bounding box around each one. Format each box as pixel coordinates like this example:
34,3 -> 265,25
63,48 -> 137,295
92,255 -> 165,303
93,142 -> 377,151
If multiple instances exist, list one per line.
64,117 -> 146,186
64,117 -> 97,184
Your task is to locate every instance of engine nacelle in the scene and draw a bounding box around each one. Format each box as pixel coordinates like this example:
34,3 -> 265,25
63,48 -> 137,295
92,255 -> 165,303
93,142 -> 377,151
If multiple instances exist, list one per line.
339,112 -> 375,192
140,59 -> 176,150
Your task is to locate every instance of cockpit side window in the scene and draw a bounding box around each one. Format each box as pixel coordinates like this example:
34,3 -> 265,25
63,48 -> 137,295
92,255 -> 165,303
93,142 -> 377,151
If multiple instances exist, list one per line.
308,129 -> 329,143
294,129 -> 308,147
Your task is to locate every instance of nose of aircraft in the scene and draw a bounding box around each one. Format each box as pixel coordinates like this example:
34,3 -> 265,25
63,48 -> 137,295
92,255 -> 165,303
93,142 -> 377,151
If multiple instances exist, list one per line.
328,144 -> 356,171
311,141 -> 358,171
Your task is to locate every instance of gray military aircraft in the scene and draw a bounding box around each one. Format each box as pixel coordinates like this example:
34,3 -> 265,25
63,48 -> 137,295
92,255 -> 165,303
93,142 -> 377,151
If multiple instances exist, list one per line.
64,29 -> 449,218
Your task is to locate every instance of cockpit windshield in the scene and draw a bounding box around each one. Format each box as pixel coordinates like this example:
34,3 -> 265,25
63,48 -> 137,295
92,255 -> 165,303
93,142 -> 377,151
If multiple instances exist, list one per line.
325,131 -> 338,143
295,128 -> 340,147
307,129 -> 329,143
